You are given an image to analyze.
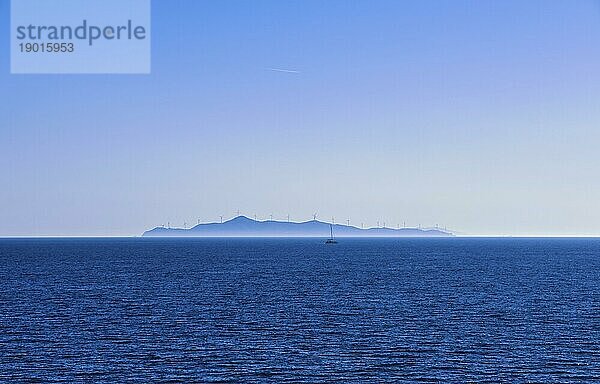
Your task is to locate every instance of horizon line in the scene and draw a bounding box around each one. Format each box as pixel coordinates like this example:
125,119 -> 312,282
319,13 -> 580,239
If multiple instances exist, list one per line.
2,235 -> 600,239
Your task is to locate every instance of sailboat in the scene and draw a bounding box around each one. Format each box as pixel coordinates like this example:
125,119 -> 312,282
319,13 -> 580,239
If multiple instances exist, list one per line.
325,223 -> 338,244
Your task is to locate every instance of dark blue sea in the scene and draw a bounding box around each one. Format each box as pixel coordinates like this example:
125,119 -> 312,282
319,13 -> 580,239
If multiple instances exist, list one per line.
1,238 -> 599,383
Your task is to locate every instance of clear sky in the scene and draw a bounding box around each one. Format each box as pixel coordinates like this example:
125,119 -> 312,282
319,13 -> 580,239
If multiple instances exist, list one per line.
1,0 -> 600,236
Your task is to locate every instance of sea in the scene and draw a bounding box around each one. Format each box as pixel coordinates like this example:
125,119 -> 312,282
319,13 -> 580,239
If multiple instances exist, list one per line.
0,238 -> 599,383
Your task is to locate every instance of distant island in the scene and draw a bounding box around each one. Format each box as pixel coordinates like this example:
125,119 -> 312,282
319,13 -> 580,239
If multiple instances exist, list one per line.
142,216 -> 453,237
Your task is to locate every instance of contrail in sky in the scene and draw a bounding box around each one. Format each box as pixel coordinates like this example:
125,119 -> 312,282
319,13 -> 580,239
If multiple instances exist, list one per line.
267,68 -> 301,74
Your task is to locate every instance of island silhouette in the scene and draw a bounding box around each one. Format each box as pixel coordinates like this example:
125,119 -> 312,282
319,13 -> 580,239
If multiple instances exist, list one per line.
143,216 -> 453,237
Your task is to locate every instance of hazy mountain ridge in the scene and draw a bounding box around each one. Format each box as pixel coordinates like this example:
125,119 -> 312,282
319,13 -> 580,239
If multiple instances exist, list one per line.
143,216 -> 453,237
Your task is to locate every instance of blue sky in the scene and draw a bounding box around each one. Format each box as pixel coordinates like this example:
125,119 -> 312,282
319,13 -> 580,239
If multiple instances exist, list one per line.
1,0 -> 600,236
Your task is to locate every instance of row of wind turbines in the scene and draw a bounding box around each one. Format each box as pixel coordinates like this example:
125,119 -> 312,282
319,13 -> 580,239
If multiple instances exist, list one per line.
159,211 -> 448,232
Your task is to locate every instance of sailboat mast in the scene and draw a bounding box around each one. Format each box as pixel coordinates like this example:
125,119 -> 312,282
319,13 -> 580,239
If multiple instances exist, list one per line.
330,224 -> 333,239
